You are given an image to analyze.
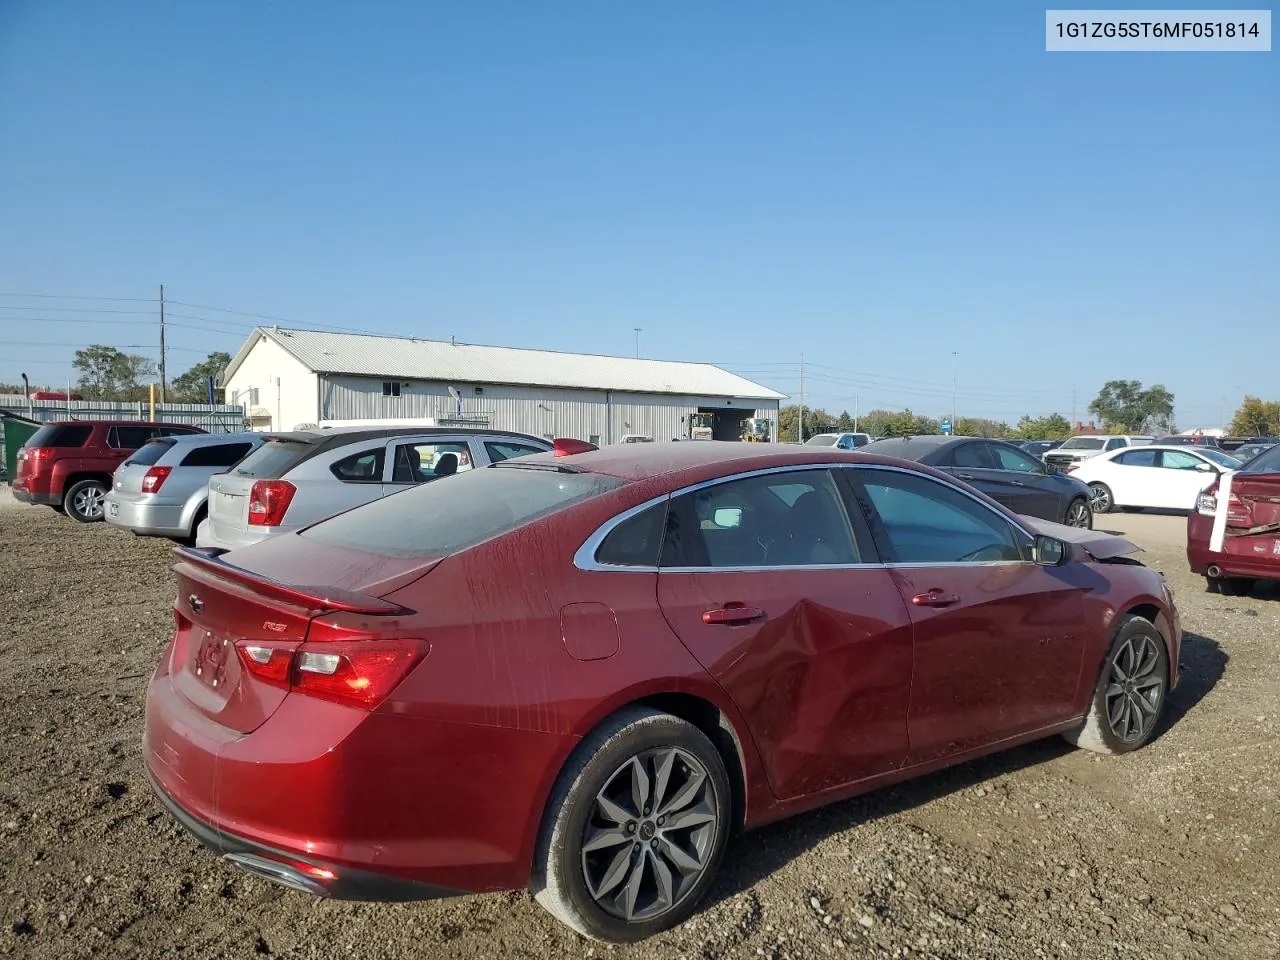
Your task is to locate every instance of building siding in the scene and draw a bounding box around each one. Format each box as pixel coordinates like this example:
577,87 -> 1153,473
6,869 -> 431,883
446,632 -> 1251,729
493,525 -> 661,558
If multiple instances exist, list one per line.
318,376 -> 778,443
222,337 -> 319,431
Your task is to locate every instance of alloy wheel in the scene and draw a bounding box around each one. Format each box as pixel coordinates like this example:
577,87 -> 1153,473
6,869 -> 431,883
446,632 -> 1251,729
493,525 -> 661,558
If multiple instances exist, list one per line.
1089,484 -> 1113,513
1105,634 -> 1164,743
74,485 -> 106,520
1066,499 -> 1092,528
581,747 -> 719,923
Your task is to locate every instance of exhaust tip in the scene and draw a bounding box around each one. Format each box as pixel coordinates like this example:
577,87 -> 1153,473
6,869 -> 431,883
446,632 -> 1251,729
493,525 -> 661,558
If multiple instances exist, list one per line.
1206,565 -> 1222,579
224,853 -> 329,896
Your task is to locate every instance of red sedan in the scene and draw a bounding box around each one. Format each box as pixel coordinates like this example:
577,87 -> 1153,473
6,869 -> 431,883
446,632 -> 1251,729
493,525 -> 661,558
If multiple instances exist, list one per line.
1188,443 -> 1280,595
144,442 -> 1181,942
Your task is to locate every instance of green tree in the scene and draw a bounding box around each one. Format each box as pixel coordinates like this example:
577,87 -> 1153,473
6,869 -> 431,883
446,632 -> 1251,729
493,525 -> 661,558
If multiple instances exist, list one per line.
169,351 -> 232,403
72,345 -> 156,400
954,417 -> 1012,438
1229,396 -> 1280,437
1013,414 -> 1072,440
1088,380 -> 1175,434
777,405 -> 836,441
835,411 -> 855,432
860,408 -> 940,438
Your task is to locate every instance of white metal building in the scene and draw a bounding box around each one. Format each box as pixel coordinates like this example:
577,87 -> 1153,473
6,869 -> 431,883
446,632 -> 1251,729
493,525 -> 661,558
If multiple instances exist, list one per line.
221,327 -> 784,443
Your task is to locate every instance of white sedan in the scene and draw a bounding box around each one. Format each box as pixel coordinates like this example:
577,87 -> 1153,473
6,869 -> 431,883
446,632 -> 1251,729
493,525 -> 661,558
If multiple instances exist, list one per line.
1067,444 -> 1242,513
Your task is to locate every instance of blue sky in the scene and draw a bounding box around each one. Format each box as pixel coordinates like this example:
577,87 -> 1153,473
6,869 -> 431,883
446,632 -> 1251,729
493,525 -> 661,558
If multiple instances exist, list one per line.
0,1 -> 1274,427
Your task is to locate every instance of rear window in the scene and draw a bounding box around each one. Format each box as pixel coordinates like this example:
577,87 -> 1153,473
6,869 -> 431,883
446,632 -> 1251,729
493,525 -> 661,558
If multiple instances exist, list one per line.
180,442 -> 255,468
302,465 -> 626,558
26,424 -> 92,448
231,439 -> 313,478
1241,444 -> 1280,475
125,439 -> 177,466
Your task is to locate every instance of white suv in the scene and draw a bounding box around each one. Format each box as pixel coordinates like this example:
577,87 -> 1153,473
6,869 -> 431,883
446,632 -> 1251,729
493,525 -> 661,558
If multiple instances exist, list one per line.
1043,435 -> 1154,471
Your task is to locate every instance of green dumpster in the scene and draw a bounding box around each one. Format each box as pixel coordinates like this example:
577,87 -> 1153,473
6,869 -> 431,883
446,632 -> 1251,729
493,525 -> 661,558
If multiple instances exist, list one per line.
2,413 -> 42,485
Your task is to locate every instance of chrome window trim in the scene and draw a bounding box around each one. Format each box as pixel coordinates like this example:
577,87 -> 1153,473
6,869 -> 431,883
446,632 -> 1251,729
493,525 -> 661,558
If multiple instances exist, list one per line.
573,462 -> 1037,573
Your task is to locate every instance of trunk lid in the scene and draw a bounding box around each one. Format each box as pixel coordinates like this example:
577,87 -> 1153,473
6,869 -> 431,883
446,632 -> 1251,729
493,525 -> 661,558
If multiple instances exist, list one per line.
206,473 -> 256,537
168,546 -> 439,734
1224,473 -> 1280,534
112,462 -> 154,498
206,437 -> 318,539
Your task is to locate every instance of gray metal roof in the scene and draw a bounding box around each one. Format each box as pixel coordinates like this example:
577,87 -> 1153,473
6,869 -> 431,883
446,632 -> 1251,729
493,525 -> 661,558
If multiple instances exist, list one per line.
224,328 -> 785,401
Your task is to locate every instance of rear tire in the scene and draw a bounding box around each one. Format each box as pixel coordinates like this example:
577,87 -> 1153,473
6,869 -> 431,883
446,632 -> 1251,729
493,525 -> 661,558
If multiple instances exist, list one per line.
64,479 -> 108,523
1211,576 -> 1255,597
532,707 -> 732,943
1063,614 -> 1168,755
1088,482 -> 1114,514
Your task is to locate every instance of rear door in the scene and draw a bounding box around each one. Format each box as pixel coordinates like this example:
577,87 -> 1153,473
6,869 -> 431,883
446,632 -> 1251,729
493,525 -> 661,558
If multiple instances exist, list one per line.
654,467 -> 913,800
847,467 -> 1086,764
945,441 -> 1039,516
988,442 -> 1062,521
1104,447 -> 1160,506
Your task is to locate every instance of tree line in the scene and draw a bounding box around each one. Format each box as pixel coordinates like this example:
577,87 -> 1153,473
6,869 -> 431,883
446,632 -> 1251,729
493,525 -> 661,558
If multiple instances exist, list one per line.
0,346 -> 232,404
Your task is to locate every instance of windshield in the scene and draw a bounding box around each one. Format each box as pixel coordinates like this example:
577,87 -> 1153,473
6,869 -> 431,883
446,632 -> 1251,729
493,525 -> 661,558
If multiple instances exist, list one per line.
804,435 -> 837,446
1059,438 -> 1105,450
302,465 -> 627,557
1198,449 -> 1242,469
1241,444 -> 1280,475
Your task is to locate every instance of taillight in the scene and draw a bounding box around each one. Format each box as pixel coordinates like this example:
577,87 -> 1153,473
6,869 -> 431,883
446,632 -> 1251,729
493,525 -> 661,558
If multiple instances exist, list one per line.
234,636 -> 428,710
20,447 -> 52,462
293,639 -> 428,709
1195,490 -> 1217,516
247,480 -> 296,526
141,466 -> 172,493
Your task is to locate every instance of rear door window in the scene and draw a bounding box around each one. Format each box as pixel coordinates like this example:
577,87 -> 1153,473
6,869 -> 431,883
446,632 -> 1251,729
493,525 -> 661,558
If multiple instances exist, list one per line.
125,439 -> 176,466
1115,449 -> 1158,467
231,440 -> 314,478
330,448 -> 385,483
180,442 -> 255,468
108,426 -> 156,449
303,466 -> 626,558
594,502 -> 669,567
25,424 -> 92,448
1105,438 -> 1127,451
661,470 -> 859,568
485,440 -> 549,463
950,442 -> 994,469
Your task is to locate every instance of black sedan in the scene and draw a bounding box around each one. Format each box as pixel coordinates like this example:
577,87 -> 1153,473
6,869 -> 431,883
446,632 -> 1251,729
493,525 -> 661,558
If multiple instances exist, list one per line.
862,435 -> 1094,528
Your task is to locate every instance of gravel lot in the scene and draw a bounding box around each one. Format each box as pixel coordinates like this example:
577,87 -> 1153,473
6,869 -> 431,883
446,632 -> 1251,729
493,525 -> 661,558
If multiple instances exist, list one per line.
1,495 -> 1278,960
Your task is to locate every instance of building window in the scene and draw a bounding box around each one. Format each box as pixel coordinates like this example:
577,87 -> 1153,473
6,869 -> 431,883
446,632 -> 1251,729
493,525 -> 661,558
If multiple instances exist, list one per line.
382,381 -> 401,397
589,435 -> 601,446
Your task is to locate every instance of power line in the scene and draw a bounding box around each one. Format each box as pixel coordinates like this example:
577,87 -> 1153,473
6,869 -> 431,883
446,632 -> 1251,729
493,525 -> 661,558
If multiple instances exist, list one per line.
0,305 -> 159,316
0,292 -> 157,302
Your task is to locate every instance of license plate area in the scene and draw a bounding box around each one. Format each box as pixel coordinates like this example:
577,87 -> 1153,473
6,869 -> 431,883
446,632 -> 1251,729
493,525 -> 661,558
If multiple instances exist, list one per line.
193,629 -> 235,690
108,502 -> 119,517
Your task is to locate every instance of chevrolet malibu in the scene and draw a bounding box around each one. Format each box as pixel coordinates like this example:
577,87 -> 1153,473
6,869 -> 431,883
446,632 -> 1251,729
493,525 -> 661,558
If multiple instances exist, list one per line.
144,441 -> 1181,942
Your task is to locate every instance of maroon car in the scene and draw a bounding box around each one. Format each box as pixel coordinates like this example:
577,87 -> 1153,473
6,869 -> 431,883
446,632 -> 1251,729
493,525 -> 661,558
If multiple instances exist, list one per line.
1187,443 -> 1280,595
144,442 -> 1180,942
12,420 -> 205,522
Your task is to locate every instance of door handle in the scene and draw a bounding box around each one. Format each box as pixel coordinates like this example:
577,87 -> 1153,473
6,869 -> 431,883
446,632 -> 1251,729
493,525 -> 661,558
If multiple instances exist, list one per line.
702,604 -> 765,625
1010,480 -> 1025,487
911,591 -> 961,608
956,473 -> 977,481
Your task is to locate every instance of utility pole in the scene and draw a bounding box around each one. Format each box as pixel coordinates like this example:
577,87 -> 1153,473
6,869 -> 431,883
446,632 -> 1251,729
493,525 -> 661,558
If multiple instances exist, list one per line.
798,354 -> 805,443
951,351 -> 958,431
854,393 -> 859,433
1072,384 -> 1077,430
633,327 -> 641,358
158,283 -> 168,403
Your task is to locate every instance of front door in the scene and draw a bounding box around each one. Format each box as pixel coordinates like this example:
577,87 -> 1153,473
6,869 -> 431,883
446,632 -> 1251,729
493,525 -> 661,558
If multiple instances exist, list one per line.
654,467 -> 914,800
846,467 -> 1087,765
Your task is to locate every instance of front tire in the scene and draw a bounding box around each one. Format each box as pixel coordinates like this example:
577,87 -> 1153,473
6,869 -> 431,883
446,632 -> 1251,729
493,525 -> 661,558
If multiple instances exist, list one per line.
1063,615 -> 1168,755
1064,497 -> 1093,528
532,707 -> 732,943
1088,482 -> 1115,514
64,479 -> 108,523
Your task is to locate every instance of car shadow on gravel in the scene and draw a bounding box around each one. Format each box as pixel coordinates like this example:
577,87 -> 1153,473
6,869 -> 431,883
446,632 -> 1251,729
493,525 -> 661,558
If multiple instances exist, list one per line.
706,630 -> 1227,909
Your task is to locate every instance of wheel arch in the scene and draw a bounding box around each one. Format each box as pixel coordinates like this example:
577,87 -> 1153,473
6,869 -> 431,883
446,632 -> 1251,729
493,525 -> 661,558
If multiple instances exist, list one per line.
61,470 -> 114,499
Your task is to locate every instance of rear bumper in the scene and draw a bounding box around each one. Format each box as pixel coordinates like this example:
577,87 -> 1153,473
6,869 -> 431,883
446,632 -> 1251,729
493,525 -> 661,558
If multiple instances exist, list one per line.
104,494 -> 188,537
11,486 -> 57,506
143,666 -> 571,897
194,518 -> 272,551
1187,513 -> 1280,580
147,770 -> 463,901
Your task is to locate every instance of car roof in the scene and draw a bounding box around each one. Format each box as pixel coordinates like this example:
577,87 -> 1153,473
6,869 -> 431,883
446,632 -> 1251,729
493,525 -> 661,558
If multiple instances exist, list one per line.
40,419 -> 203,428
264,426 -> 546,445
146,430 -> 264,447
518,440 -> 940,484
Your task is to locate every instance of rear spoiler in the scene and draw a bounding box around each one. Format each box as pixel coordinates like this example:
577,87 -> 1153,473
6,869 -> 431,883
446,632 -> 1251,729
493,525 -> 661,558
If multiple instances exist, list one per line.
174,546 -> 407,615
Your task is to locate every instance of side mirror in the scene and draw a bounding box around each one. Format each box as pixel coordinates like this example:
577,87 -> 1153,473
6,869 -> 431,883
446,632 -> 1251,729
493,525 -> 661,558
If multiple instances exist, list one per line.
1033,535 -> 1070,566
1195,462 -> 1213,473
713,507 -> 743,528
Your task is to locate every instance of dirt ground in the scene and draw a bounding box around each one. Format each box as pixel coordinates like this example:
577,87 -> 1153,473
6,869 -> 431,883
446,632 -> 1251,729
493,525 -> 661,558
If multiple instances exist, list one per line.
1,496 -> 1277,960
